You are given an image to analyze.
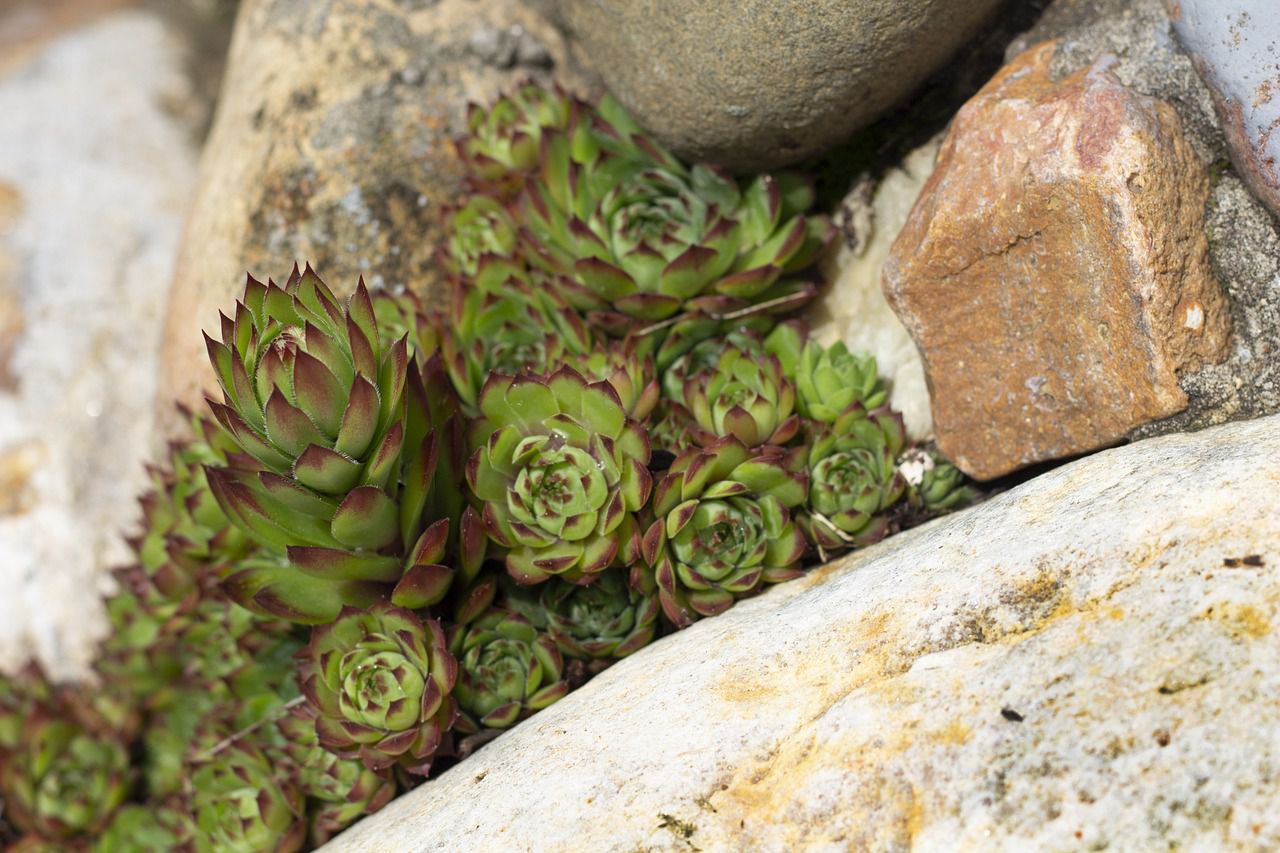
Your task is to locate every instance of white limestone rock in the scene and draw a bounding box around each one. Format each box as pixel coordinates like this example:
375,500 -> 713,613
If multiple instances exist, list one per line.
329,414 -> 1280,851
811,139 -> 940,441
0,12 -> 198,678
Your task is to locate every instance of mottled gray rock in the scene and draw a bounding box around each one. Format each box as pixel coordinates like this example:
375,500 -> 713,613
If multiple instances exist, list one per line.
555,0 -> 1005,172
1167,0 -> 1280,219
0,11 -> 199,679
329,414 -> 1280,851
156,0 -> 590,437
1008,0 -> 1280,444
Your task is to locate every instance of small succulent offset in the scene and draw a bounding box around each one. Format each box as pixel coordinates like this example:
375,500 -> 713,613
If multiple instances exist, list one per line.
795,340 -> 886,422
538,571 -> 659,659
300,604 -> 458,777
468,367 -> 652,585
450,610 -> 569,732
643,437 -> 808,627
190,742 -> 306,853
0,715 -> 131,843
801,406 -> 907,554
276,704 -> 396,845
680,345 -> 800,448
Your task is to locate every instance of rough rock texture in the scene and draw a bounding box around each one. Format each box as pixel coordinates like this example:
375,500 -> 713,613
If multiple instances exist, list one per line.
330,414 -> 1280,851
810,139 -> 941,442
883,42 -> 1230,480
0,11 -> 198,678
156,0 -> 589,436
555,0 -> 1005,173
1007,0 -> 1280,446
1167,0 -> 1280,219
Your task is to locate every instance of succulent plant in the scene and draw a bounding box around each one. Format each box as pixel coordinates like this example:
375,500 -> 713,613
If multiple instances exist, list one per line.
0,664 -> 51,753
468,366 -> 652,585
0,715 -> 130,842
458,83 -> 573,196
450,610 -> 568,732
643,437 -> 808,627
191,741 -> 305,853
567,342 -> 659,421
908,452 -> 977,514
539,570 -> 659,659
517,94 -> 830,339
800,406 -> 907,553
276,703 -> 395,845
680,345 -> 800,448
133,408 -> 252,605
795,340 -> 886,423
440,194 -> 520,277
204,265 -> 445,624
441,264 -> 591,413
300,604 -> 457,777
92,804 -> 192,853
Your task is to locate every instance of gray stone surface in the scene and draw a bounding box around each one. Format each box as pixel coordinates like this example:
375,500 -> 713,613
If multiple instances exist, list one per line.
156,0 -> 591,438
1167,0 -> 1280,219
328,414 -> 1280,851
555,0 -> 1005,172
0,11 -> 199,679
1008,0 -> 1280,444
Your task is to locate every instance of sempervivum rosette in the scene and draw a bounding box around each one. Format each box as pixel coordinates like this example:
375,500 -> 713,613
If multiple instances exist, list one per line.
468,366 -> 652,585
457,82 -> 573,197
441,260 -> 592,414
190,742 -> 306,853
203,265 -> 446,624
539,571 -> 659,659
518,94 -> 830,338
449,610 -> 569,732
800,405 -> 907,554
679,345 -> 800,448
276,704 -> 395,845
795,340 -> 886,423
642,436 -> 808,627
0,714 -> 131,844
299,603 -> 457,777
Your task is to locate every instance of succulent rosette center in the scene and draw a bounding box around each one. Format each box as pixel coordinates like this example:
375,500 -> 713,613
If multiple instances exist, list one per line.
469,368 -> 652,585
671,498 -> 766,582
340,647 -> 425,732
509,438 -> 607,539
643,437 -> 808,627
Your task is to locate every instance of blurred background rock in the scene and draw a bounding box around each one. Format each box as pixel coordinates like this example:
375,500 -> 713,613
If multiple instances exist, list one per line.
0,0 -> 236,677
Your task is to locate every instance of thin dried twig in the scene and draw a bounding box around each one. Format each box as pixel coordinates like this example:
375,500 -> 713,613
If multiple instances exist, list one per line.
633,290 -> 815,340
194,695 -> 306,762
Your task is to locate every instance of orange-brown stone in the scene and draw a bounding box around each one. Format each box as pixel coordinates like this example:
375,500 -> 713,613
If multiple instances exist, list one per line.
883,41 -> 1231,480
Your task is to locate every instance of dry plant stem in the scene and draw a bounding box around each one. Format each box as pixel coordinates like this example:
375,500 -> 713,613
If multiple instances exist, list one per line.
634,291 -> 816,339
194,695 -> 306,762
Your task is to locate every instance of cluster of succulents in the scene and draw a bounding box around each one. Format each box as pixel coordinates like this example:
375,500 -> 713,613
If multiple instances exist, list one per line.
0,85 -> 977,851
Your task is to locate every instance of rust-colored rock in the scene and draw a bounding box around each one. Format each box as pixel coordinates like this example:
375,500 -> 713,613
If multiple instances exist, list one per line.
156,0 -> 591,438
883,42 -> 1231,480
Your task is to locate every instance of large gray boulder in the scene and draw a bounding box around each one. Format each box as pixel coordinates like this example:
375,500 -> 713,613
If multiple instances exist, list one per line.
328,414 -> 1280,850
555,0 -> 1005,172
1167,0 -> 1280,219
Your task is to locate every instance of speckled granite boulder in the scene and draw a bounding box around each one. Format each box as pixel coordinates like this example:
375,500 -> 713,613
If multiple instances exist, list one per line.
328,414 -> 1280,851
555,0 -> 1004,172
